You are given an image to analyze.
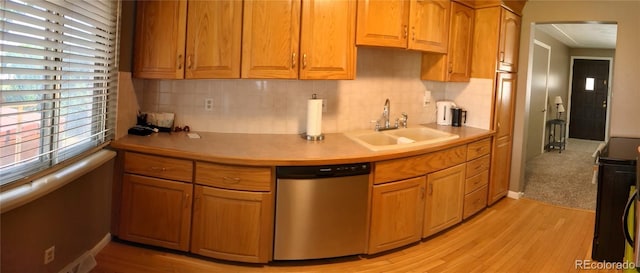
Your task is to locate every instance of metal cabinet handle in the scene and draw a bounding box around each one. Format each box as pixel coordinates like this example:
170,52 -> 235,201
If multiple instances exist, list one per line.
428,182 -> 433,195
411,26 -> 416,41
150,166 -> 167,172
499,51 -> 505,62
184,193 -> 190,209
223,177 -> 241,184
177,54 -> 183,69
448,62 -> 453,73
403,25 -> 408,39
187,55 -> 192,69
292,52 -> 297,68
303,53 -> 307,69
421,186 -> 425,199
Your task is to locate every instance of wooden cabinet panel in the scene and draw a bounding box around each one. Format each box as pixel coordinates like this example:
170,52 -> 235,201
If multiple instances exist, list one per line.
369,176 -> 425,254
467,138 -> 492,160
409,0 -> 450,52
374,145 -> 466,184
489,136 -> 513,204
465,170 -> 489,194
498,9 -> 521,72
494,72 -> 517,139
185,0 -> 242,79
299,0 -> 356,79
420,1 -> 474,82
463,185 -> 488,219
466,154 -> 491,178
124,152 -> 193,182
423,164 -> 465,237
241,0 -> 301,79
133,0 -> 187,79
195,162 -> 272,192
356,0 -> 410,48
119,174 -> 192,251
191,186 -> 273,263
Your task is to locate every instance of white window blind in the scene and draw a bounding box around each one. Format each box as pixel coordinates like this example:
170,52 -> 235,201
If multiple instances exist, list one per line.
0,0 -> 118,185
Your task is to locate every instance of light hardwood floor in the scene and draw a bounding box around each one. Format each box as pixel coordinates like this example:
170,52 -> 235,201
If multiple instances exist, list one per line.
92,198 -> 621,273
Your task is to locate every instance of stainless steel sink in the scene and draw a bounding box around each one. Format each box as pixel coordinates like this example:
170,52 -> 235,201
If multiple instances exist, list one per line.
344,126 -> 459,151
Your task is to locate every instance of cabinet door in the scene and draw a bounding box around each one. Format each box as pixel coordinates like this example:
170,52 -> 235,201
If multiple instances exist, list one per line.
356,0 -> 409,48
191,186 -> 273,263
408,0 -> 450,52
185,0 -> 242,79
494,72 -> 517,139
299,0 -> 356,79
446,2 -> 474,81
489,137 -> 512,204
368,176 -> 425,254
241,0 -> 301,79
119,174 -> 192,251
133,0 -> 187,79
498,9 -> 520,72
423,164 -> 465,237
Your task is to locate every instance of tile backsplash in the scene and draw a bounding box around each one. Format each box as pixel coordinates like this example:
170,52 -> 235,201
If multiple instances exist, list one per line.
135,47 -> 492,135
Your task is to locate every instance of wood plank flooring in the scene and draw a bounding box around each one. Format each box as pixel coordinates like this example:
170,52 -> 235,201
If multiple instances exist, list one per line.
91,198 -> 622,273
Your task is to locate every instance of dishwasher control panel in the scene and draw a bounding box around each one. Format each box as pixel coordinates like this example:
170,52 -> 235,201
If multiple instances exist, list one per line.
276,163 -> 371,179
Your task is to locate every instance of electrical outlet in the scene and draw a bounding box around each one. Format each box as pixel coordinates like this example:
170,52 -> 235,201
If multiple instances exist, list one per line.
204,98 -> 213,111
423,90 -> 431,107
322,99 -> 327,113
44,246 -> 55,264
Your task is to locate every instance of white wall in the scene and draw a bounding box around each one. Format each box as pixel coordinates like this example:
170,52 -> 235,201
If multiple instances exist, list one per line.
511,0 -> 640,192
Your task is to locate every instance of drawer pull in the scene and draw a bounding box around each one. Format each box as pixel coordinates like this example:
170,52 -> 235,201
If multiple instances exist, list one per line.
150,166 -> 167,172
223,177 -> 241,184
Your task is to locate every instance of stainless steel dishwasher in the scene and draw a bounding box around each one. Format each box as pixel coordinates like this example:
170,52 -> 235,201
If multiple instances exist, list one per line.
274,163 -> 370,260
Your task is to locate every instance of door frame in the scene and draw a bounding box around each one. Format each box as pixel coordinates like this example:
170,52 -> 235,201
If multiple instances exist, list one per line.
566,56 -> 613,142
531,40 -> 551,156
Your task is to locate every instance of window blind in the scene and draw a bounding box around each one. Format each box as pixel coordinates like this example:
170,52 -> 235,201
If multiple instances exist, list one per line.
0,0 -> 119,185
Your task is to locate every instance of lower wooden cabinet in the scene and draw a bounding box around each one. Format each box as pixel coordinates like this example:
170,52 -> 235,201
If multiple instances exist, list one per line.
489,136 -> 513,204
368,176 -> 426,254
191,185 -> 273,263
423,164 -> 465,237
119,174 -> 193,251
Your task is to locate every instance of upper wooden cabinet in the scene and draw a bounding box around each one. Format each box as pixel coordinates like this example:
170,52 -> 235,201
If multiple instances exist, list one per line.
133,0 -> 187,79
471,6 -> 521,78
420,1 -> 474,82
356,0 -> 451,52
242,0 -> 356,79
133,0 -> 242,79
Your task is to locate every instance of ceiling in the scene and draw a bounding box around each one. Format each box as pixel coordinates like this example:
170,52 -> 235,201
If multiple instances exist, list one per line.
536,23 -> 618,49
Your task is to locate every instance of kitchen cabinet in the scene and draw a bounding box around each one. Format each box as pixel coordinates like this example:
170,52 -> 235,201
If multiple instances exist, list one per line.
472,6 -> 521,78
420,1 -> 474,82
191,162 -> 274,263
369,176 -> 426,254
133,0 -> 242,79
118,152 -> 194,251
423,164 -> 465,237
191,186 -> 273,263
119,174 -> 193,251
242,0 -> 356,79
356,0 -> 451,52
463,138 -> 491,218
133,0 -> 187,79
488,72 -> 517,204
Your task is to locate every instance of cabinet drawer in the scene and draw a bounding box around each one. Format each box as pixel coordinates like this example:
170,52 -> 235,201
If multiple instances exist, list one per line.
466,154 -> 490,177
195,162 -> 272,192
467,138 -> 491,160
465,170 -> 489,194
463,186 -> 488,219
374,145 -> 467,184
125,152 -> 193,182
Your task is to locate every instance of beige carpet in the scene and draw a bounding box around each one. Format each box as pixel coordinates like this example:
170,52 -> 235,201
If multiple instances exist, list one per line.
523,138 -> 604,210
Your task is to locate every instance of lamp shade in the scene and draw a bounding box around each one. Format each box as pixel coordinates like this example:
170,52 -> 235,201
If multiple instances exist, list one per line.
554,96 -> 563,105
558,104 -> 565,113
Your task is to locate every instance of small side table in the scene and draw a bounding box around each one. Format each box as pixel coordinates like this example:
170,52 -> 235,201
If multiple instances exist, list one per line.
547,119 -> 566,153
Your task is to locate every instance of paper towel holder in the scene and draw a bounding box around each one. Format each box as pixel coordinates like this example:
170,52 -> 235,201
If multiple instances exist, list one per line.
303,93 -> 325,141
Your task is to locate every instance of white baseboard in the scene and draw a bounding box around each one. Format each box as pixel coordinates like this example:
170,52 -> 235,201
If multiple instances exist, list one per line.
507,191 -> 524,199
58,233 -> 110,273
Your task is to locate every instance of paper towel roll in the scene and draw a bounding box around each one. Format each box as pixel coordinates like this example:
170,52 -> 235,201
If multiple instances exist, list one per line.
306,98 -> 323,137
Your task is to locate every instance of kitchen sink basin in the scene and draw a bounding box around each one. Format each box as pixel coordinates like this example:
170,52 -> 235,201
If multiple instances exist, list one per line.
344,126 -> 459,151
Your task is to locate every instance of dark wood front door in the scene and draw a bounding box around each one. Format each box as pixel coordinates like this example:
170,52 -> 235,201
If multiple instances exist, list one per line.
569,59 -> 610,141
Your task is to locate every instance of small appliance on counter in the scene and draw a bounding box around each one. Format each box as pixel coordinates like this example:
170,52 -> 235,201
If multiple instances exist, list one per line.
451,107 -> 467,127
436,101 -> 456,125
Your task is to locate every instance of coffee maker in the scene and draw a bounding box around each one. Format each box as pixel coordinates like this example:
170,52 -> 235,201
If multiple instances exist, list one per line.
451,107 -> 467,127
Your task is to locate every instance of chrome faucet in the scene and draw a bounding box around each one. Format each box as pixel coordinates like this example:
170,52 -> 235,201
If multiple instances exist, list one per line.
382,98 -> 391,129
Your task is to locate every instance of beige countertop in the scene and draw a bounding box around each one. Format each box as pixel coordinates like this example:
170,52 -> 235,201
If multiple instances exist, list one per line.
110,124 -> 494,166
